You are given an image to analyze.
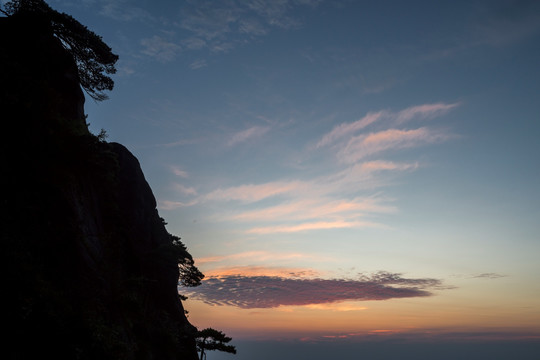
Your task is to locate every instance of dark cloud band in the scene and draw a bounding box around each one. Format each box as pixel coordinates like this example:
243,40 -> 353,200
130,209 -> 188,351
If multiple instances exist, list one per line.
185,271 -> 444,308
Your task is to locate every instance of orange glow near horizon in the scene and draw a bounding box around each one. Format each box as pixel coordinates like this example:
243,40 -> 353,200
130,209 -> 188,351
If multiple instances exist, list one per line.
182,265 -> 540,342
185,295 -> 540,341
201,265 -> 322,278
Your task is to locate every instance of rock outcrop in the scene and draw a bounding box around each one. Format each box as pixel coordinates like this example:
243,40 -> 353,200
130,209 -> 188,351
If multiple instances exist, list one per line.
2,14 -> 199,360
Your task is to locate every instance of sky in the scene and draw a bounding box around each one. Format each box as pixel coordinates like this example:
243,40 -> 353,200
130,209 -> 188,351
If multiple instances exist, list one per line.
10,0 -> 540,358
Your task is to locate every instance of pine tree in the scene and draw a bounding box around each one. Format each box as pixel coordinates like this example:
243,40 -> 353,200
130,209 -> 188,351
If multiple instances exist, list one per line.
1,0 -> 118,101
196,328 -> 237,360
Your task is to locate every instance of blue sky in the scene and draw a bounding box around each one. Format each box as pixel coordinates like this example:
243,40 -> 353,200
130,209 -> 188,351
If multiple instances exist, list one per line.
13,0 -> 540,358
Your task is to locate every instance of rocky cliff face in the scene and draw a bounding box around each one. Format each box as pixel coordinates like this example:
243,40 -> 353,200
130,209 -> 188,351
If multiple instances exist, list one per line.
2,15 -> 199,360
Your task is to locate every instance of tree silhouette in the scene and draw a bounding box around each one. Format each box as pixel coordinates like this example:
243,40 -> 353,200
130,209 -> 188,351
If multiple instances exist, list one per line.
1,0 -> 118,101
170,234 -> 204,287
196,328 -> 237,360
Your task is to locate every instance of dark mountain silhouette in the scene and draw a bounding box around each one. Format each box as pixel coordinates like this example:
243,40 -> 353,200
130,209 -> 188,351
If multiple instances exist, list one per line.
1,13 -> 200,360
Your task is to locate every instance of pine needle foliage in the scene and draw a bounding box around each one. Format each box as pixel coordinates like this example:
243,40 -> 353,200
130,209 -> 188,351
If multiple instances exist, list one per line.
1,0 -> 118,101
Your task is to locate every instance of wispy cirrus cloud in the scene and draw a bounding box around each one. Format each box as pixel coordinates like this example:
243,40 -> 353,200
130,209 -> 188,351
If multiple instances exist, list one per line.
317,102 -> 459,149
227,125 -> 270,146
89,0 -> 322,58
177,0 -> 321,53
394,102 -> 460,124
189,59 -> 207,69
238,17 -> 268,36
358,160 -> 418,172
317,111 -> 385,148
160,102 -> 456,234
169,165 -> 189,178
204,180 -> 302,203
338,127 -> 449,164
99,0 -> 155,22
178,3 -> 242,42
246,0 -> 300,29
174,183 -> 197,196
140,35 -> 181,62
204,159 -> 414,206
245,219 -> 383,234
227,196 -> 396,223
193,163 -> 406,232
162,160 -> 413,229
185,271 -> 444,309
159,199 -> 198,210
196,251 -> 328,266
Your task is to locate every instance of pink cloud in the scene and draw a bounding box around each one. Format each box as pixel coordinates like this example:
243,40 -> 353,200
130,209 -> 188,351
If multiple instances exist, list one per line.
338,127 -> 448,163
317,111 -> 385,148
359,160 -> 419,172
196,251 -> 325,265
204,181 -> 303,203
228,197 -> 395,223
395,102 -> 460,124
163,102 -> 457,234
169,165 -> 189,178
317,102 -> 458,149
174,183 -> 198,196
200,163 -> 409,231
201,265 -> 321,278
245,220 -> 382,234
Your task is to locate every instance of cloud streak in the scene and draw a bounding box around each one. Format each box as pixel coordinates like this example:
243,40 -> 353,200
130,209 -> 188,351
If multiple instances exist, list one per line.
159,199 -> 198,210
470,273 -> 507,279
189,59 -> 207,69
185,271 -> 444,309
162,159 -> 414,227
317,102 -> 459,149
176,0 -> 321,53
201,265 -> 321,279
99,0 -> 155,23
140,35 -> 181,62
227,125 -> 270,146
394,102 -> 460,124
204,180 -> 302,203
160,102 -> 457,233
317,111 -> 385,148
338,127 -> 449,164
169,165 -> 189,178
196,251 -> 328,266
228,196 -> 397,223
245,219 -> 382,234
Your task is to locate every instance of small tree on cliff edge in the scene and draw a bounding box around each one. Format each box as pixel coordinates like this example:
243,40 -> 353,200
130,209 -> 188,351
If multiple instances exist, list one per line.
170,234 -> 204,287
196,328 -> 237,360
1,0 -> 118,101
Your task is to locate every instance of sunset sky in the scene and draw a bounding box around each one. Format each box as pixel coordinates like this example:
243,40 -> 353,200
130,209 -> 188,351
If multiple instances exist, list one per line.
19,0 -> 540,358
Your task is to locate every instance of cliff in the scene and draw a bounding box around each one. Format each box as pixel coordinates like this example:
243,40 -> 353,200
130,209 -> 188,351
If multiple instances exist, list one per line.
1,15 -> 199,360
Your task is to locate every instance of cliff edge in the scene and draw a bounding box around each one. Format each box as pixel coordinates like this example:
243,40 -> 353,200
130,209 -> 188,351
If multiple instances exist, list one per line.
1,14 -> 199,360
